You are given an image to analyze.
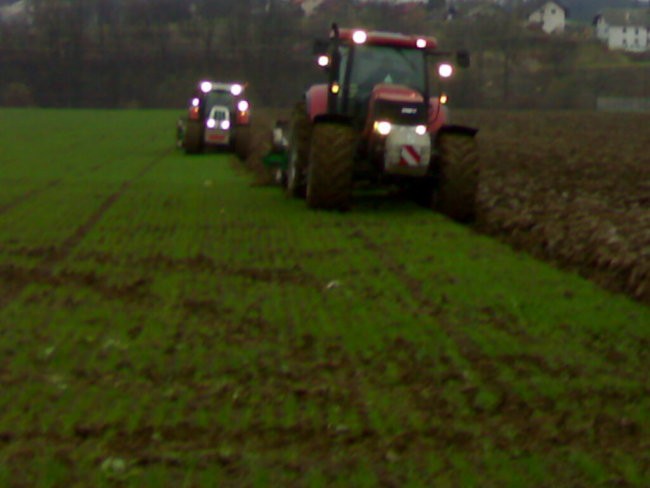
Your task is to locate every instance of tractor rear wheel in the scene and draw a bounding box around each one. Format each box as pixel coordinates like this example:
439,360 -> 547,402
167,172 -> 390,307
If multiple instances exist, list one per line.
183,119 -> 203,154
435,132 -> 479,222
235,126 -> 251,160
286,102 -> 312,198
306,123 -> 356,211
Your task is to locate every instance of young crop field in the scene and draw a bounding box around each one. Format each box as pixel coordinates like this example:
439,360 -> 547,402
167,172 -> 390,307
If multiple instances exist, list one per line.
0,109 -> 648,487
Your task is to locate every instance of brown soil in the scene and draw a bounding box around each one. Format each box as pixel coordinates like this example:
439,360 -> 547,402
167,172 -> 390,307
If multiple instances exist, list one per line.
452,110 -> 650,305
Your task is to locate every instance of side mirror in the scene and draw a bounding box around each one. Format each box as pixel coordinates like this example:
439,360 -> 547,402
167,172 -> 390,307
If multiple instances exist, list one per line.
457,50 -> 470,68
313,39 -> 329,56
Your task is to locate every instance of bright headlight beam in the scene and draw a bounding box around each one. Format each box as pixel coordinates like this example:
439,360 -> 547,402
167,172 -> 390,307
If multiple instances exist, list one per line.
191,98 -> 200,107
317,55 -> 330,67
416,38 -> 427,49
220,120 -> 231,130
200,81 -> 212,93
206,119 -> 216,129
415,125 -> 427,135
237,100 -> 249,112
230,84 -> 243,96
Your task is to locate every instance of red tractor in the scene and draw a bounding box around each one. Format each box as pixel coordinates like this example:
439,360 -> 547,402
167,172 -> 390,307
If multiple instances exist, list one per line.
177,81 -> 252,159
283,25 -> 479,221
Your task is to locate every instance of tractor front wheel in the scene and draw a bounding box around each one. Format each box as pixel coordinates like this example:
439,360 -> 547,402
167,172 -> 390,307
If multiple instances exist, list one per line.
286,102 -> 312,198
306,123 -> 356,211
434,132 -> 479,222
183,119 -> 203,154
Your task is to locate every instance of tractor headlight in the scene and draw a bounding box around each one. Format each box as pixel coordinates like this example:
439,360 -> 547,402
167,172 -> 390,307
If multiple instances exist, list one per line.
200,81 -> 212,93
191,97 -> 200,107
415,125 -> 427,135
440,93 -> 449,105
438,63 -> 453,78
374,121 -> 392,136
230,84 -> 243,96
416,38 -> 427,49
317,55 -> 330,67
237,100 -> 249,112
220,120 -> 231,130
206,119 -> 216,129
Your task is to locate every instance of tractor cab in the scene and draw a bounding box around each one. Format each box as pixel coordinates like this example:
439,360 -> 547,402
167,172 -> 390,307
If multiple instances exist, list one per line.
326,32 -> 429,127
314,27 -> 464,132
178,80 -> 252,158
190,81 -> 250,127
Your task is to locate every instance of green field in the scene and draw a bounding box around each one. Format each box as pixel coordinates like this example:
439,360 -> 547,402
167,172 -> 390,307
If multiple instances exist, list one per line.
0,109 -> 648,487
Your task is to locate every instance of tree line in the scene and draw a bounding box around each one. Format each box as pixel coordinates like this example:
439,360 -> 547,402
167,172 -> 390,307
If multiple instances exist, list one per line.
1,0 -> 647,109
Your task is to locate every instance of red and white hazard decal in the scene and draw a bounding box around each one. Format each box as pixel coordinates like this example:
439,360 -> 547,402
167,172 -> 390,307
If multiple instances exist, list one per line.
399,145 -> 422,167
207,133 -> 226,142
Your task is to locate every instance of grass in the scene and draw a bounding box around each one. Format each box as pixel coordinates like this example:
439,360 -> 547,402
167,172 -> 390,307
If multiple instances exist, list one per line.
0,108 -> 648,486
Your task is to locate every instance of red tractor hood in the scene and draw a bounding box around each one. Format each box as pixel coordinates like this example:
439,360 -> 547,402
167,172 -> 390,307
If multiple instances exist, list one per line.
369,84 -> 424,105
365,84 -> 425,135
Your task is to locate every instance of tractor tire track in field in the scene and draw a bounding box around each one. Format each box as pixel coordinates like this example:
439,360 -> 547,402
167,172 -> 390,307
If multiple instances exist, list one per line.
0,179 -> 62,215
0,136 -> 117,217
43,149 -> 171,265
349,227 -> 645,458
0,149 -> 170,310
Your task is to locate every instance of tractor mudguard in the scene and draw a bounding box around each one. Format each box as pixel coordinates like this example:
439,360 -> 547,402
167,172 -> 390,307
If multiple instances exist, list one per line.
305,84 -> 329,122
428,99 -> 449,134
235,112 -> 251,125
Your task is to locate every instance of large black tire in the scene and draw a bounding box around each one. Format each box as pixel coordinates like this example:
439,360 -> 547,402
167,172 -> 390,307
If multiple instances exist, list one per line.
184,119 -> 203,154
286,102 -> 312,198
306,123 -> 356,211
235,125 -> 251,160
435,132 -> 479,222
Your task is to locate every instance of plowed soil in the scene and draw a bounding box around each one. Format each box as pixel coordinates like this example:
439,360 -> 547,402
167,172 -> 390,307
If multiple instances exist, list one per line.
453,111 -> 650,305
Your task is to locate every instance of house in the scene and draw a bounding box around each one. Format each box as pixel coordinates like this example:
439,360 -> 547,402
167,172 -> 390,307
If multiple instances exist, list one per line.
593,9 -> 650,53
524,0 -> 568,34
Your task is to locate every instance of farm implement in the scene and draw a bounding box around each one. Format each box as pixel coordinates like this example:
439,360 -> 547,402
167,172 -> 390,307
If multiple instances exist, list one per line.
269,24 -> 480,220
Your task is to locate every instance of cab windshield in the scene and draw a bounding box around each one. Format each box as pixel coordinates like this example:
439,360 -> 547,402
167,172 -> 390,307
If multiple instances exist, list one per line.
205,91 -> 233,111
348,44 -> 426,100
